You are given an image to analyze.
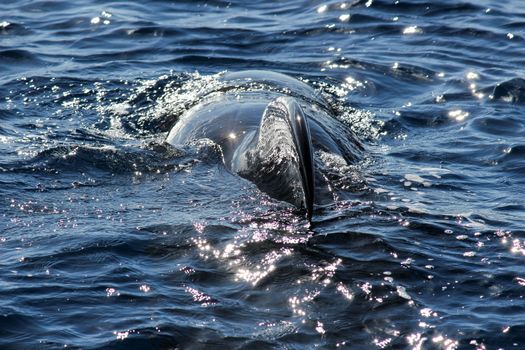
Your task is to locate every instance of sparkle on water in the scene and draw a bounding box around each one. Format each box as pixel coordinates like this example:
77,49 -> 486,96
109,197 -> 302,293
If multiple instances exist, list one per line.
1,0 -> 525,349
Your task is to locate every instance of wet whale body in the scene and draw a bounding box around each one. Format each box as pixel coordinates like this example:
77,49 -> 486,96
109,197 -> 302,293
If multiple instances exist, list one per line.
166,71 -> 361,220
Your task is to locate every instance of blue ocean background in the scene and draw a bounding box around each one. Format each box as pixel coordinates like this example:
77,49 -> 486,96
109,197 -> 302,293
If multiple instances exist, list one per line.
1,0 -> 525,349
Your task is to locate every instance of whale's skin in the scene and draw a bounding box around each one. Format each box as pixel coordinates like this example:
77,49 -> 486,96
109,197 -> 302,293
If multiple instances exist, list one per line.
166,70 -> 361,218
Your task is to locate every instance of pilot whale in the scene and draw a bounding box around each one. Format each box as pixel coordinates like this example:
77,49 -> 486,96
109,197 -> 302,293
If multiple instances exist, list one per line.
166,70 -> 361,220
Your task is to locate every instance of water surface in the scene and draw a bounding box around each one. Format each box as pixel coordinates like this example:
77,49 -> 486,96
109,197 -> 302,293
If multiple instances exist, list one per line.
1,0 -> 525,349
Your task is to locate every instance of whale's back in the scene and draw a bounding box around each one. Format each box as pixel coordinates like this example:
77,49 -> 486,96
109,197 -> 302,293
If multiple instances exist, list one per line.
166,70 -> 363,219
166,95 -> 267,166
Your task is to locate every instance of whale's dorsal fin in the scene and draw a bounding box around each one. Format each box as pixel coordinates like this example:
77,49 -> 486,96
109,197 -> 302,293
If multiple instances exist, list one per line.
232,97 -> 315,220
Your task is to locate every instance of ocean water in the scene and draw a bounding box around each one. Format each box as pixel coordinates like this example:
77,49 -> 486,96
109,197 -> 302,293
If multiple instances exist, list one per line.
1,0 -> 525,349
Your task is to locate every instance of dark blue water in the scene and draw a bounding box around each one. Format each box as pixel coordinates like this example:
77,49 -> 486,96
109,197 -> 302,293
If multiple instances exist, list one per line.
1,1 -> 525,349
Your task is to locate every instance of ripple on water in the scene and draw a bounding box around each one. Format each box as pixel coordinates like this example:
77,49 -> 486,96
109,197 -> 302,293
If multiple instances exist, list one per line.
491,77 -> 525,104
1,0 -> 525,348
